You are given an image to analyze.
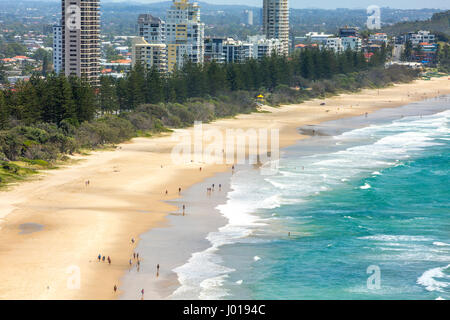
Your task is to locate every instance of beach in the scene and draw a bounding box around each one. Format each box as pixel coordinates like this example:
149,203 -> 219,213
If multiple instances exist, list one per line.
0,77 -> 449,300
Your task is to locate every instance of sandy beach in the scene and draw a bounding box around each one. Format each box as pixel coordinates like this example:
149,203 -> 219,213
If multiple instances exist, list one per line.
0,77 -> 449,300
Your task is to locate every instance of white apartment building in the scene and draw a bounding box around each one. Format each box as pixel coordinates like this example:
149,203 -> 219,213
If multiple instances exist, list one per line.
323,38 -> 343,53
132,37 -> 168,73
137,14 -> 166,44
263,0 -> 290,55
52,25 -> 63,74
305,32 -> 334,44
341,36 -> 362,51
166,0 -> 205,72
223,38 -> 253,63
248,35 -> 283,60
407,31 -> 436,45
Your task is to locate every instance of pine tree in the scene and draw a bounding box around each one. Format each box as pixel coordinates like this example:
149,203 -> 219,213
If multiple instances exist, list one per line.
300,50 -> 314,79
0,90 -> 8,130
61,76 -> 76,124
99,76 -> 119,114
70,76 -> 96,123
127,63 -> 146,109
146,66 -> 164,104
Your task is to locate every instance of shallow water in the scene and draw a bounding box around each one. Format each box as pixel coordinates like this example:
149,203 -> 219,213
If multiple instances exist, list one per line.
172,96 -> 450,300
19,223 -> 44,235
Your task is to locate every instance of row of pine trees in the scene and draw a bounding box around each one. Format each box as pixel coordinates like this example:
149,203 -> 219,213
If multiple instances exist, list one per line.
0,47 -> 388,130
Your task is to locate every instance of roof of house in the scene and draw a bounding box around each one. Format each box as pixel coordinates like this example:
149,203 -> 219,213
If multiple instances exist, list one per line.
111,59 -> 132,64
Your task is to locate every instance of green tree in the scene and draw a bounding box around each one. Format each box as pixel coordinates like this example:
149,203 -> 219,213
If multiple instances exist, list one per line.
146,66 -> 164,104
99,76 -> 119,113
0,91 -> 8,130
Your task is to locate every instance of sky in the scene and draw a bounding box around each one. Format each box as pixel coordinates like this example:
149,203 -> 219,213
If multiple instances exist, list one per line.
122,0 -> 450,10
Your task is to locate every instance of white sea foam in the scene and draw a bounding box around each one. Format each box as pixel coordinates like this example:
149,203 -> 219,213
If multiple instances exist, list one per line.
417,264 -> 450,292
360,235 -> 433,242
434,242 -> 450,247
254,256 -> 261,262
170,109 -> 450,300
360,183 -> 371,190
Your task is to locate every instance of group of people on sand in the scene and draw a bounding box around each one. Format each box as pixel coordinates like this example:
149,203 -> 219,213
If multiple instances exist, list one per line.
207,183 -> 222,195
97,254 -> 112,265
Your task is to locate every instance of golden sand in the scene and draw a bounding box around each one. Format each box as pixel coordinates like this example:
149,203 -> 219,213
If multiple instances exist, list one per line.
0,77 -> 449,299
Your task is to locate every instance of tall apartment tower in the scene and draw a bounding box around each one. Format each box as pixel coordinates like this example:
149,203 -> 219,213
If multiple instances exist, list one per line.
166,0 -> 205,72
263,0 -> 290,55
61,0 -> 101,86
52,25 -> 63,74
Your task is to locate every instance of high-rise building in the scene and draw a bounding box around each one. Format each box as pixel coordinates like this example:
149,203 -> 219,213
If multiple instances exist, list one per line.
245,10 -> 254,26
61,0 -> 101,86
165,0 -> 205,72
52,25 -> 63,74
263,0 -> 289,55
132,37 -> 168,73
137,14 -> 166,44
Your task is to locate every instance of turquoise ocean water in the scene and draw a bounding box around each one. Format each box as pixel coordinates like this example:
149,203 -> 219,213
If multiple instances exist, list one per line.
170,97 -> 450,300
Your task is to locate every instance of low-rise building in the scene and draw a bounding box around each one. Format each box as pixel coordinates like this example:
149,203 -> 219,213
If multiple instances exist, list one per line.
405,31 -> 435,45
369,33 -> 388,45
204,37 -> 226,63
248,35 -> 283,60
323,38 -> 343,53
223,38 -> 253,63
342,36 -> 362,52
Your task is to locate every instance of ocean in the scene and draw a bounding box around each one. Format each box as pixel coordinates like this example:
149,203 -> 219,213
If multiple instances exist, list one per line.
170,96 -> 450,300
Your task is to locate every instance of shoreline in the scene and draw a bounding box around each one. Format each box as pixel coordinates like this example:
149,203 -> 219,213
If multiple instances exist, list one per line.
0,77 -> 449,300
130,92 -> 450,300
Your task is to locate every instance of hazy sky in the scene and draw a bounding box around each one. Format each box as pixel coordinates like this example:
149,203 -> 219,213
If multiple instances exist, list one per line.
125,0 -> 450,10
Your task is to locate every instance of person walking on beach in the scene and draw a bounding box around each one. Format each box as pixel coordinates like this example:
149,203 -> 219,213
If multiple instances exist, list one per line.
136,253 -> 139,260
141,289 -> 145,299
129,259 -> 132,267
108,256 -> 111,265
157,264 -> 160,277
131,238 -> 135,244
165,190 -> 168,196
114,285 -> 117,293
179,187 -> 182,194
98,254 -> 101,262
182,204 -> 186,216
102,256 -> 105,262
219,184 -> 222,191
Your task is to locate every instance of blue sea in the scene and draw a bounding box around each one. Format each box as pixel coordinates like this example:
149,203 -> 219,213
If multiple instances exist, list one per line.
170,97 -> 450,300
